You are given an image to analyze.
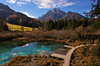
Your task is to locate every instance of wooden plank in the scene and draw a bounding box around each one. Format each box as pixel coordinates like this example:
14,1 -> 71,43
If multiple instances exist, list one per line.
50,53 -> 65,59
64,45 -> 74,48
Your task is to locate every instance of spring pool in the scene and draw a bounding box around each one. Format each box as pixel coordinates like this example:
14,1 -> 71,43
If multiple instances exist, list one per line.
0,41 -> 64,65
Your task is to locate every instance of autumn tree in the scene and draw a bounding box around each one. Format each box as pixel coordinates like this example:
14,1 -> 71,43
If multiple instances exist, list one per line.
0,17 -> 8,31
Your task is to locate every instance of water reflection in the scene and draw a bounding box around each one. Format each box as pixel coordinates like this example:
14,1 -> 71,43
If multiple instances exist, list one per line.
0,41 -> 63,65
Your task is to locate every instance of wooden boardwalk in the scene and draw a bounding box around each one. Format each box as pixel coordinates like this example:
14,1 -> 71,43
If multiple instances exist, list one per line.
50,53 -> 65,59
50,44 -> 97,66
64,45 -> 74,48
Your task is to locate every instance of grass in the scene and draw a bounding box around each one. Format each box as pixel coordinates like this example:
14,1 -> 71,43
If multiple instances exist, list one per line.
33,55 -> 64,66
2,55 -> 31,66
7,23 -> 33,31
0,40 -> 31,46
2,55 -> 64,66
0,31 -> 23,41
71,46 -> 100,66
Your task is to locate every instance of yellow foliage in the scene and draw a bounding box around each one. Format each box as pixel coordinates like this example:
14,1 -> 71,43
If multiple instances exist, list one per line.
7,23 -> 33,31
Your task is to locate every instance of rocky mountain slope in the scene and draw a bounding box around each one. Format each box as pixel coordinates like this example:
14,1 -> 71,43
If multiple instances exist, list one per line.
0,3 -> 41,27
38,8 -> 85,21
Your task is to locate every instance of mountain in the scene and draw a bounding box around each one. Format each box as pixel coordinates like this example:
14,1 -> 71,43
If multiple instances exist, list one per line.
61,11 -> 85,20
0,3 -> 26,19
38,8 -> 85,21
38,8 -> 66,21
0,3 -> 41,27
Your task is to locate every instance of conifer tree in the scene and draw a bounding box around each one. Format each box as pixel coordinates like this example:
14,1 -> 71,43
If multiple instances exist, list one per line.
0,17 -> 4,31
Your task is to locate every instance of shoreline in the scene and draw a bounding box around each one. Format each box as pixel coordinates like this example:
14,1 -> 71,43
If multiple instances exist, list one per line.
13,37 -> 75,43
0,31 -> 23,41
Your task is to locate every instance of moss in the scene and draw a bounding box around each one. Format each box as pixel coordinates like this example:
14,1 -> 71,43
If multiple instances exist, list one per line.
82,47 -> 87,56
2,55 -> 31,66
71,46 -> 100,66
33,55 -> 64,66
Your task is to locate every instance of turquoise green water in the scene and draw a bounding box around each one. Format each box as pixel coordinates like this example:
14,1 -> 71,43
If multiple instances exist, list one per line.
0,41 -> 64,65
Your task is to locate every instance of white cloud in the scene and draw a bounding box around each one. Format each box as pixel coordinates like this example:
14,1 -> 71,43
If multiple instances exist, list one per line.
6,0 -> 75,8
7,0 -> 17,4
25,0 -> 31,2
21,11 -> 35,18
32,0 -> 74,9
17,1 -> 26,6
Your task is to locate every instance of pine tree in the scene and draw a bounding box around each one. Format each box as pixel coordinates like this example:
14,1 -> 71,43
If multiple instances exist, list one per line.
0,17 -> 4,31
0,17 -> 8,31
64,19 -> 68,30
89,0 -> 100,18
57,21 -> 60,30
82,18 -> 88,27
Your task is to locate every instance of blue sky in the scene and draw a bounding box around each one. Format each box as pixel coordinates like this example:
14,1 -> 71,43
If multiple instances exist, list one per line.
0,0 -> 92,19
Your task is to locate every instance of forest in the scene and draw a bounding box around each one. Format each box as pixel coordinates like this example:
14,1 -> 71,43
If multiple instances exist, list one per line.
42,18 -> 100,31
